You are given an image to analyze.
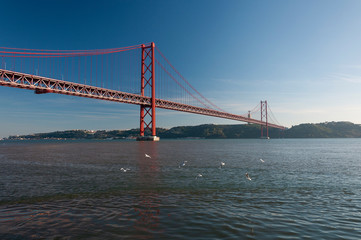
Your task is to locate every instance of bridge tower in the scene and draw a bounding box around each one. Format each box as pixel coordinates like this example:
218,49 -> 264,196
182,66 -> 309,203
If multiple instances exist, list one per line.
260,100 -> 269,139
137,42 -> 159,141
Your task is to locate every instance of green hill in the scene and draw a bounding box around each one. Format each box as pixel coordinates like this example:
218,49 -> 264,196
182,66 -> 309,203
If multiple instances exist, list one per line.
284,121 -> 361,138
6,121 -> 361,140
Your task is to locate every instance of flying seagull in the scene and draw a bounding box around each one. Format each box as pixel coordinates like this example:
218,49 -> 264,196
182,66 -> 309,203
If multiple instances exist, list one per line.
145,154 -> 151,158
179,160 -> 188,168
219,161 -> 226,169
196,173 -> 203,179
245,173 -> 252,181
120,167 -> 130,172
260,158 -> 265,163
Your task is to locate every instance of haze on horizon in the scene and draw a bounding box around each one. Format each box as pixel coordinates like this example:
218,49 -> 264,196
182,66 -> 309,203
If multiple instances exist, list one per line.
1,0 -> 361,138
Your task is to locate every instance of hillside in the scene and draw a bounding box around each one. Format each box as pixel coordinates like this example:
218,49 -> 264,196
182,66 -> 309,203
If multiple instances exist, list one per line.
5,121 -> 361,140
284,121 -> 361,138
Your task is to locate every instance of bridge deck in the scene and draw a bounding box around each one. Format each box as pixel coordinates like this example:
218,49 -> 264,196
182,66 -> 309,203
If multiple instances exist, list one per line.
0,69 -> 285,130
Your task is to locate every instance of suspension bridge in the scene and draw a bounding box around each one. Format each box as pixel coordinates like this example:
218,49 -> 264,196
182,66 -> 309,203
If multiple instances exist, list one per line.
0,42 -> 285,141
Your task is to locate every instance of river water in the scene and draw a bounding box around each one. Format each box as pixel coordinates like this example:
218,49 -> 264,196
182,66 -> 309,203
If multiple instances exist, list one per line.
0,139 -> 360,239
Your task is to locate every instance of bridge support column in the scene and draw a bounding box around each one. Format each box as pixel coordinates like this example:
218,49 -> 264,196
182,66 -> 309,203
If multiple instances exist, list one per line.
137,42 -> 159,141
260,100 -> 269,139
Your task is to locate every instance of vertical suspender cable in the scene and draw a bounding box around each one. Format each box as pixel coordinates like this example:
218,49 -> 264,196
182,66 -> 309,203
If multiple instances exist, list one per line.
101,54 -> 103,88
96,54 -> 98,87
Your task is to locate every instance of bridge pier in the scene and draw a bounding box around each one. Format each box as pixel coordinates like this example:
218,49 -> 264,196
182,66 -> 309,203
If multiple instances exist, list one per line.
136,135 -> 160,141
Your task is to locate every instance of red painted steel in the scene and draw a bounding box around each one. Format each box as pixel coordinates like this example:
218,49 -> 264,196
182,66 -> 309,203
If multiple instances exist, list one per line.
0,68 -> 285,130
155,46 -> 225,112
140,43 -> 157,136
151,42 -> 156,136
140,44 -> 145,136
0,42 -> 286,138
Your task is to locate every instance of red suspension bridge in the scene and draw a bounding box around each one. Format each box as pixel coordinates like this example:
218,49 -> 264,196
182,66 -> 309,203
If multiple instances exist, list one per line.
0,42 -> 285,140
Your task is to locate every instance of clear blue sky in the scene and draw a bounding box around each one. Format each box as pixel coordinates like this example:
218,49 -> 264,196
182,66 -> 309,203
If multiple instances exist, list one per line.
1,0 -> 361,137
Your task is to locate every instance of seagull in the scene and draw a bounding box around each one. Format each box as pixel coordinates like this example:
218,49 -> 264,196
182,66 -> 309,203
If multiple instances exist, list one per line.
245,173 -> 252,181
120,167 -> 130,172
219,162 -> 226,168
196,173 -> 203,179
145,154 -> 151,158
179,160 -> 188,168
260,158 -> 265,163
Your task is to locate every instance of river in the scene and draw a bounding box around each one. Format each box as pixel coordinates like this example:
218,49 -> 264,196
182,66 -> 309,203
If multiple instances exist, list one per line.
0,139 -> 360,239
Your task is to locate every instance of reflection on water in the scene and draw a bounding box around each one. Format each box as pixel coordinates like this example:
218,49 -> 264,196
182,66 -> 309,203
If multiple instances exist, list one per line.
0,139 -> 361,239
135,141 -> 161,236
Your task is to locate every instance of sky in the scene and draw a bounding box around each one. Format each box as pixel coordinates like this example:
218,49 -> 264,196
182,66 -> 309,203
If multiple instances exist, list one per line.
1,0 -> 361,137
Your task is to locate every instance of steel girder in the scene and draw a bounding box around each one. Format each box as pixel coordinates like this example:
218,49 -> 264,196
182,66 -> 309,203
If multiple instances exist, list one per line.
0,68 -> 285,130
155,99 -> 284,129
0,69 -> 150,106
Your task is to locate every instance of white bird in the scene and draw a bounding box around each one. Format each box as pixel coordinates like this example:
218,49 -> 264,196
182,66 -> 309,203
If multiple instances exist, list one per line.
120,167 -> 130,172
220,162 -> 226,168
260,158 -> 265,163
245,173 -> 252,181
145,154 -> 151,158
179,160 -> 188,168
196,173 -> 203,179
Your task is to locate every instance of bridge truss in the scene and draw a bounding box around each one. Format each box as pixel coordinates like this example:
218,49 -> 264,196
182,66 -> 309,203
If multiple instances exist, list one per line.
0,42 -> 285,140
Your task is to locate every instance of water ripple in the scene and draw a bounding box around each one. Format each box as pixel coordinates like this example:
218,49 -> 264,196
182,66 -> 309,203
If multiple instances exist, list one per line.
1,139 -> 361,239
